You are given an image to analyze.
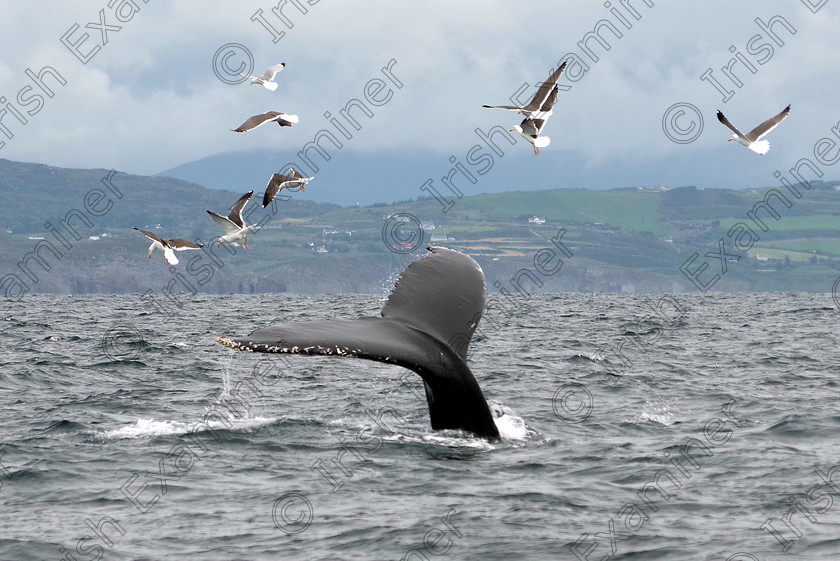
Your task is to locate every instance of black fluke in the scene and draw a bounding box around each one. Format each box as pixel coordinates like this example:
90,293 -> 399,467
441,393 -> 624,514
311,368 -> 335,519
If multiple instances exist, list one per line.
218,246 -> 500,440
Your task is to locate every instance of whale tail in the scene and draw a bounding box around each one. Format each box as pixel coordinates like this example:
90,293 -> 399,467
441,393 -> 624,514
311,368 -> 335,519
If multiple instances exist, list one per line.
218,246 -> 500,439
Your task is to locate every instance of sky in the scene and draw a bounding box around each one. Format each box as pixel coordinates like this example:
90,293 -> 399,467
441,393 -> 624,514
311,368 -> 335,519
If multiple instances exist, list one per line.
1,0 -> 839,199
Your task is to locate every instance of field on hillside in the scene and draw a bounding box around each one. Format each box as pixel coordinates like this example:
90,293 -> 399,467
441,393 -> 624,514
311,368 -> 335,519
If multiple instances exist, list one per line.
2,159 -> 839,294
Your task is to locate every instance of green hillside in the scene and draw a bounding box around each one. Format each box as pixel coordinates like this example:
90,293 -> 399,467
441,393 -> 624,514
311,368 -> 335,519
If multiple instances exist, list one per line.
1,158 -> 839,296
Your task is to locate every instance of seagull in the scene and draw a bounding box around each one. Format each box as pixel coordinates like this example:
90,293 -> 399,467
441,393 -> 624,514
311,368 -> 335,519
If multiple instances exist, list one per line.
207,191 -> 256,249
241,63 -> 285,91
509,85 -> 558,155
262,167 -> 313,208
483,61 -> 567,155
132,227 -> 203,265
232,111 -> 299,132
717,104 -> 790,155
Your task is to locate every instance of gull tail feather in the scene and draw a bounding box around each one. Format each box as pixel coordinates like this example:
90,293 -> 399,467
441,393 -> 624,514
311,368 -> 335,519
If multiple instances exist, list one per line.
749,140 -> 770,155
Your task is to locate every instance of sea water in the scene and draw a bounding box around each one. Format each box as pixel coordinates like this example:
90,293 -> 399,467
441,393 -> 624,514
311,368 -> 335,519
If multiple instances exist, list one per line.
1,293 -> 838,560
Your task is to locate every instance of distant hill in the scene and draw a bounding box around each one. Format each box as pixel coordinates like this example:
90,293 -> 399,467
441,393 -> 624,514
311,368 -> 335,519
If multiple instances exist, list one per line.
156,149 -> 447,207
2,158 -> 839,297
154,145 -> 763,207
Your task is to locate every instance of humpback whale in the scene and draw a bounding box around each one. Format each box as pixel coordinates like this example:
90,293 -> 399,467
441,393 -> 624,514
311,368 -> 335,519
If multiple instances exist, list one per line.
217,247 -> 501,440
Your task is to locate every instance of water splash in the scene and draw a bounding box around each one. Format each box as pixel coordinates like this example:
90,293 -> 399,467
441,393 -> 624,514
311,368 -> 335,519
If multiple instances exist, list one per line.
638,396 -> 675,425
490,402 -> 528,441
101,416 -> 277,439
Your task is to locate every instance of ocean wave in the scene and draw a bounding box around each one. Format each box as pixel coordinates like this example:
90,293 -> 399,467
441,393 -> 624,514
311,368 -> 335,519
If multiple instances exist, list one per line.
100,415 -> 278,439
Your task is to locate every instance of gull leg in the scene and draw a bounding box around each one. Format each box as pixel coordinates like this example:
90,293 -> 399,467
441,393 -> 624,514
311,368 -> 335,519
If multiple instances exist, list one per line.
534,146 -> 540,156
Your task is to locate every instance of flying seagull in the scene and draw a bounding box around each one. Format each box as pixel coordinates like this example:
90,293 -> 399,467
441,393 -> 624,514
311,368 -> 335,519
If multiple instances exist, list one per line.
717,104 -> 790,155
509,84 -> 558,155
132,227 -> 203,265
262,167 -> 313,208
483,61 -> 567,155
207,191 -> 256,249
241,63 -> 285,91
232,111 -> 299,133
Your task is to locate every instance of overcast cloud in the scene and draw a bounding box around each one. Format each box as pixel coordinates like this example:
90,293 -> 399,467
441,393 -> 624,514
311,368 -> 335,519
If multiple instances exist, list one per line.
0,1 -> 838,193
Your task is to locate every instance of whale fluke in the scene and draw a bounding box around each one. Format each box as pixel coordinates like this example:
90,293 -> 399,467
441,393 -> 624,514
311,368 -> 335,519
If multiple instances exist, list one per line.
218,246 -> 500,439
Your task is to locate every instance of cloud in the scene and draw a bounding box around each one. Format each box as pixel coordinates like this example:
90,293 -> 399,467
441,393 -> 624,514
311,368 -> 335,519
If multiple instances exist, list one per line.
0,0 -> 837,193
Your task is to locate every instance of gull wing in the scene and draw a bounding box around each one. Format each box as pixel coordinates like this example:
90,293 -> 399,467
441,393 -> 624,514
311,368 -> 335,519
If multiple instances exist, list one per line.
539,85 -> 559,113
263,169 -> 310,207
269,172 -> 295,187
273,113 -> 298,127
482,103 -> 528,111
263,174 -> 291,208
260,63 -> 286,81
519,118 -> 545,138
746,104 -> 790,141
716,110 -> 746,139
133,227 -> 165,246
166,239 -> 204,251
482,61 -> 567,115
525,61 -> 567,113
227,191 -> 254,228
207,210 -> 239,234
233,111 -> 282,132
